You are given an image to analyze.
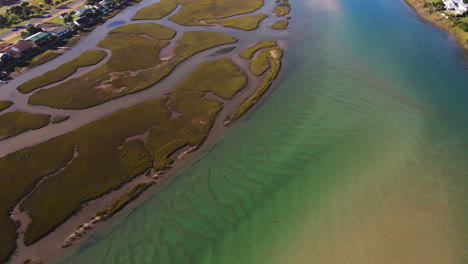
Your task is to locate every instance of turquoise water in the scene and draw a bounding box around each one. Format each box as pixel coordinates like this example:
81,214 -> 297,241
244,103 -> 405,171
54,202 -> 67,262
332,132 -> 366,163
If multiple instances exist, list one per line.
56,0 -> 468,263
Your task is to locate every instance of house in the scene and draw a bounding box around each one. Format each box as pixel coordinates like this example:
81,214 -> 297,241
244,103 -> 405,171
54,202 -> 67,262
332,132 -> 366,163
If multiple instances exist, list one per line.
1,40 -> 34,58
45,26 -> 71,38
74,17 -> 91,27
25,32 -> 50,46
444,0 -> 468,14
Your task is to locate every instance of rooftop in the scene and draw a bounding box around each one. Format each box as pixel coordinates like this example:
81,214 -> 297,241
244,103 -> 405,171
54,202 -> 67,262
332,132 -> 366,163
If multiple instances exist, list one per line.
25,32 -> 50,42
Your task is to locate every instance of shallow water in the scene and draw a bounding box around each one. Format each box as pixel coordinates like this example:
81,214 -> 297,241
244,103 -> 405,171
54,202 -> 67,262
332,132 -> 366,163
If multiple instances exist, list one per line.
54,0 -> 468,263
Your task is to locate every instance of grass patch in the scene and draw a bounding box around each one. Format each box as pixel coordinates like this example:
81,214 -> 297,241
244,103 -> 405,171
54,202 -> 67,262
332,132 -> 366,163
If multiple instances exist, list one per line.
249,48 -> 271,76
63,37 -> 80,48
273,3 -> 291,16
24,51 -> 62,69
28,30 -> 237,109
271,20 -> 288,30
169,0 -> 264,26
204,14 -> 267,31
17,50 -> 107,94
227,46 -> 283,124
109,23 -> 176,39
239,40 -> 277,59
51,115 -> 69,124
0,112 -> 50,140
0,101 -> 13,112
133,0 -> 178,20
171,57 -> 247,99
174,30 -> 238,57
96,182 -> 153,218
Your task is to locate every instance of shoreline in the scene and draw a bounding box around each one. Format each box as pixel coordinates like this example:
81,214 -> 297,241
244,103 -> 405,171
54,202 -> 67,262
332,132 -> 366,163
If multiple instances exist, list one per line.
402,0 -> 468,51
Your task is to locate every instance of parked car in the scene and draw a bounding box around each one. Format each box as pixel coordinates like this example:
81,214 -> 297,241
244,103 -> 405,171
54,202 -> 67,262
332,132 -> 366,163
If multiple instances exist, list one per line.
9,27 -> 18,31
25,22 -> 33,27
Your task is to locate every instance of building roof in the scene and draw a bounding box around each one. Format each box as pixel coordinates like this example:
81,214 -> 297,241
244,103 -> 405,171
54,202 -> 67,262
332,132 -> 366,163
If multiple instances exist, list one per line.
2,40 -> 33,56
26,32 -> 50,42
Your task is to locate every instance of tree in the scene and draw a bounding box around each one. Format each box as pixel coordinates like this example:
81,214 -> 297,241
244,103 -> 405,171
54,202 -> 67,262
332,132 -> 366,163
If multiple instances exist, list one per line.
44,0 -> 52,8
27,25 -> 42,34
63,14 -> 73,24
0,15 -> 7,28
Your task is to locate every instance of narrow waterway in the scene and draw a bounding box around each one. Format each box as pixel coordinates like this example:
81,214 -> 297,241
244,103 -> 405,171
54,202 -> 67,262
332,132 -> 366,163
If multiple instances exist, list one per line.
53,0 -> 467,263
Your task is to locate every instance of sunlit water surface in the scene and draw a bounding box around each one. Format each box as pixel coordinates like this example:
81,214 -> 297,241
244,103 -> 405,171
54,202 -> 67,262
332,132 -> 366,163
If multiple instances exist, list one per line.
54,0 -> 468,263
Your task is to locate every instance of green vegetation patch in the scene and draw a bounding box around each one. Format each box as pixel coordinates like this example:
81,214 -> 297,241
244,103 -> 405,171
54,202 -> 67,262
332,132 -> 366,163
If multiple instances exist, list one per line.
169,0 -> 264,26
171,58 -> 247,99
249,48 -> 272,76
109,23 -> 176,40
96,182 -> 153,218
174,30 -> 238,57
25,51 -> 62,69
273,3 -> 291,16
204,14 -> 268,31
228,46 -> 283,124
17,50 -> 107,94
51,116 -> 69,124
0,112 -> 50,140
271,20 -> 289,30
0,101 -> 13,112
27,29 -> 237,110
239,40 -> 277,59
133,0 -> 179,20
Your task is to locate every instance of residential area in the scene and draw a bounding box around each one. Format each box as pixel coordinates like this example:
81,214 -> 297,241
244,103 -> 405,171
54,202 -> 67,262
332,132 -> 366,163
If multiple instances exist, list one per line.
0,0 -> 125,82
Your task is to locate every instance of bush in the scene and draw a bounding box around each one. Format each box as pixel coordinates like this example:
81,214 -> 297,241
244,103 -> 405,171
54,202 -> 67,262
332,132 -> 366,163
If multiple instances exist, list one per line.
457,21 -> 468,32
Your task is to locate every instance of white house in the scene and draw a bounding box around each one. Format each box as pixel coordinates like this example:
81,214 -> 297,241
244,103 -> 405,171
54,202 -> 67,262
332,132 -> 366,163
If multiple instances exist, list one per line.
444,0 -> 468,14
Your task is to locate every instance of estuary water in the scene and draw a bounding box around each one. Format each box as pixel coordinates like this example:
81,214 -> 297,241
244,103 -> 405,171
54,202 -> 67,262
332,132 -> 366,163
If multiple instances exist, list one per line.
55,0 -> 468,263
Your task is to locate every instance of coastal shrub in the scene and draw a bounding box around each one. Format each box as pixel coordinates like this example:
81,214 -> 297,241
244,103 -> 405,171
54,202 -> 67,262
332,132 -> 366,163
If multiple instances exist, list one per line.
457,21 -> 468,32
171,58 -> 247,99
96,182 -> 153,218
273,3 -> 291,16
17,50 -> 107,94
0,112 -> 50,140
25,50 -> 62,69
169,0 -> 264,26
271,20 -> 289,30
204,14 -> 268,31
249,48 -> 272,76
174,30 -> 238,57
228,47 -> 283,123
0,101 -> 12,112
240,40 -> 277,59
132,0 -> 178,20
